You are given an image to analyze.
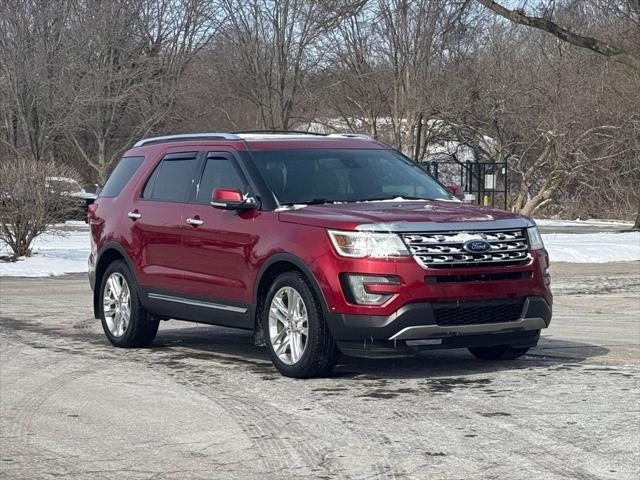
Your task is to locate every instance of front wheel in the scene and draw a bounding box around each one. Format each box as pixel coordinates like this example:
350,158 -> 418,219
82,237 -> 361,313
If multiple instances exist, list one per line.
100,260 -> 159,348
468,345 -> 530,360
263,271 -> 339,378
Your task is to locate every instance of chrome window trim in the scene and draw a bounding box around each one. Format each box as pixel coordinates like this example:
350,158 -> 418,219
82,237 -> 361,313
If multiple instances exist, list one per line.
356,218 -> 534,233
148,293 -> 248,314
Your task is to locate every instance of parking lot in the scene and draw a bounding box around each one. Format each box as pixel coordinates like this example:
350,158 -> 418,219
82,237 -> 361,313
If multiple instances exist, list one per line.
1,261 -> 638,480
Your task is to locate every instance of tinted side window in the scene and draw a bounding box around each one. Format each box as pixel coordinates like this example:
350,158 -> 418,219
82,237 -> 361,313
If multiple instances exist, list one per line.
142,153 -> 199,202
100,156 -> 144,197
141,166 -> 159,199
196,157 -> 245,205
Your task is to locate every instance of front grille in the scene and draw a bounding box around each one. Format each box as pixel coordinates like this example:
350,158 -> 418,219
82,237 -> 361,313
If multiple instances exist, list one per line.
402,229 -> 530,268
432,298 -> 525,326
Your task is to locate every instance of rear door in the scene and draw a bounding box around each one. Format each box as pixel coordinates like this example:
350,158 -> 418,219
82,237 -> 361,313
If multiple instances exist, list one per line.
128,150 -> 201,294
180,151 -> 259,327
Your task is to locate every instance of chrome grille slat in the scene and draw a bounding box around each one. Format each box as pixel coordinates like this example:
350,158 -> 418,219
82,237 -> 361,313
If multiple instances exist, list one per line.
409,242 -> 528,255
402,229 -> 531,269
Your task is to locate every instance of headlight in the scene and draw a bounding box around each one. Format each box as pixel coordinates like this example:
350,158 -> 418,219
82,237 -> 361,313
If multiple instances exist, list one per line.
328,230 -> 410,258
527,226 -> 544,250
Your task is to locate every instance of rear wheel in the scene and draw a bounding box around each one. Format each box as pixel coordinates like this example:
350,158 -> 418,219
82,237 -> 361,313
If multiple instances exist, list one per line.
100,260 -> 159,348
263,271 -> 339,378
468,345 -> 530,360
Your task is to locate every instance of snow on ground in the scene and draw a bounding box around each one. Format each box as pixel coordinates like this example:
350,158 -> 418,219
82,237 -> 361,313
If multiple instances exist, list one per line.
543,232 -> 639,263
1,223 -> 638,277
0,226 -> 90,277
535,218 -> 634,228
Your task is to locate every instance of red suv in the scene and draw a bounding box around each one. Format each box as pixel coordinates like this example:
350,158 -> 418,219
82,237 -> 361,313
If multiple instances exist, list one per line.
88,132 -> 552,378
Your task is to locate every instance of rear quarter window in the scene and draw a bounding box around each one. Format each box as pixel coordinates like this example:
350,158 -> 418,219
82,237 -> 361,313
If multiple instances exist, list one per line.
99,156 -> 145,197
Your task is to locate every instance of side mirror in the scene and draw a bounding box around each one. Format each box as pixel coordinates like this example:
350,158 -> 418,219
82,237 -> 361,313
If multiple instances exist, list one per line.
446,184 -> 463,199
211,188 -> 259,211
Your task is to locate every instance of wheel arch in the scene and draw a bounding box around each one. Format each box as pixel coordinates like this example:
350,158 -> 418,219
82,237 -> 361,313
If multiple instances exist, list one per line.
93,242 -> 136,318
253,254 -> 329,339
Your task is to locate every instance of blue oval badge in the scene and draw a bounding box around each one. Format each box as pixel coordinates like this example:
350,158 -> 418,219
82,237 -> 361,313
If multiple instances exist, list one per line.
463,239 -> 491,254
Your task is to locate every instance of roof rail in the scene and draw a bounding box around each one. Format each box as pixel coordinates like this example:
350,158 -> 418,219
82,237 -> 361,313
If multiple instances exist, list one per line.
133,133 -> 240,147
234,130 -> 374,140
233,129 -> 327,136
328,133 -> 372,140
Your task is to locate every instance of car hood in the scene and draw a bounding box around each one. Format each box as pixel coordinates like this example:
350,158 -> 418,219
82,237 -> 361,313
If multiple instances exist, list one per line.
277,200 -> 533,231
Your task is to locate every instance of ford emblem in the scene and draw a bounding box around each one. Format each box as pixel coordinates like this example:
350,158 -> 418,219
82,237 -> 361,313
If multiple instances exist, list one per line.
463,239 -> 491,254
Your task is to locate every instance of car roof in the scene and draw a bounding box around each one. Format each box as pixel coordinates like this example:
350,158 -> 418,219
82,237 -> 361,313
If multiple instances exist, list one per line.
125,132 -> 388,156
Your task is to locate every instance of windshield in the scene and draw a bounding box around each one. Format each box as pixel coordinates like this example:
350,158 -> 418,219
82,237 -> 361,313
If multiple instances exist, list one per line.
251,149 -> 452,205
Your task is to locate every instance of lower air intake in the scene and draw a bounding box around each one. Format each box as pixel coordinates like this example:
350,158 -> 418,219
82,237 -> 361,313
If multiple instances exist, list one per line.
432,298 -> 526,326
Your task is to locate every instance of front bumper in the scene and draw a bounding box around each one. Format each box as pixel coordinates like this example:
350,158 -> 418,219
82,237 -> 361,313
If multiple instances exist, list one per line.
327,296 -> 551,358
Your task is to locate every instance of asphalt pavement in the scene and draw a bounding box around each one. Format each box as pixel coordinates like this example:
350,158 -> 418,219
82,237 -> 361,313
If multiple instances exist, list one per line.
0,262 -> 638,479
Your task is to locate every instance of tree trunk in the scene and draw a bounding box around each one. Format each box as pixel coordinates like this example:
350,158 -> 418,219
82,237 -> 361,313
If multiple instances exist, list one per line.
633,212 -> 640,230
518,174 -> 563,217
14,239 -> 32,258
413,112 -> 423,162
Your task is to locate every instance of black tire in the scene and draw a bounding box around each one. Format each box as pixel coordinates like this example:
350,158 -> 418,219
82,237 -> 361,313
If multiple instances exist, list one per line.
262,271 -> 340,378
99,260 -> 159,348
468,345 -> 530,360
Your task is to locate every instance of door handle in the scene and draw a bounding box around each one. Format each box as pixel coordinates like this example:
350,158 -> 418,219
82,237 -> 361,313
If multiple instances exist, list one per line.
186,217 -> 203,226
127,211 -> 141,220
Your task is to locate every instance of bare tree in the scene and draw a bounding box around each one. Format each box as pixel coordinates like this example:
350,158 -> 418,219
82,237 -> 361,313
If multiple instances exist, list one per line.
218,0 -> 365,130
320,0 -> 476,157
475,1 -> 640,70
323,5 -> 390,138
0,156 -> 78,258
64,0 -> 220,181
377,0 -> 468,155
510,123 -> 636,215
1,0 -> 637,223
475,0 -> 640,222
0,0 -> 76,162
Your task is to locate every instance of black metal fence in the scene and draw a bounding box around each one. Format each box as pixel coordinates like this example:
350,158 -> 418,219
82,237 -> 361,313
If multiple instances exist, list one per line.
421,160 -> 509,210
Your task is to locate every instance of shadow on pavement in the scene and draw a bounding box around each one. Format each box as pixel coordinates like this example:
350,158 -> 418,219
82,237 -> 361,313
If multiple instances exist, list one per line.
0,315 -> 610,380
151,324 -> 610,379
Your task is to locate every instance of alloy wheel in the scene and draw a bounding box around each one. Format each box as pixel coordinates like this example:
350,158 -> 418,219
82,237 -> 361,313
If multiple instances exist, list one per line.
268,286 -> 309,365
103,272 -> 131,337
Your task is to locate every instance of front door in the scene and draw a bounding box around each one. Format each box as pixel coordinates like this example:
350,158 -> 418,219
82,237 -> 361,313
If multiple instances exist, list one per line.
180,152 -> 260,327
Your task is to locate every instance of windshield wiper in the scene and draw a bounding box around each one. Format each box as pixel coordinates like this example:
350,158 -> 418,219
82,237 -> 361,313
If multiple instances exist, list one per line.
280,198 -> 336,206
281,196 -> 433,206
306,198 -> 338,205
362,195 -> 433,202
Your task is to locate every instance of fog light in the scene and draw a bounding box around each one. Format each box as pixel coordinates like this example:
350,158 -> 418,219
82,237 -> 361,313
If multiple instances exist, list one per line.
543,268 -> 551,286
342,274 -> 400,305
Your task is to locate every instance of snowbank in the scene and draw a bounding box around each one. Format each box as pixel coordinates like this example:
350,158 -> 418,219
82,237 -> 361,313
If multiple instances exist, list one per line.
535,219 -> 634,228
0,228 -> 90,277
1,224 -> 638,277
543,232 -> 640,263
